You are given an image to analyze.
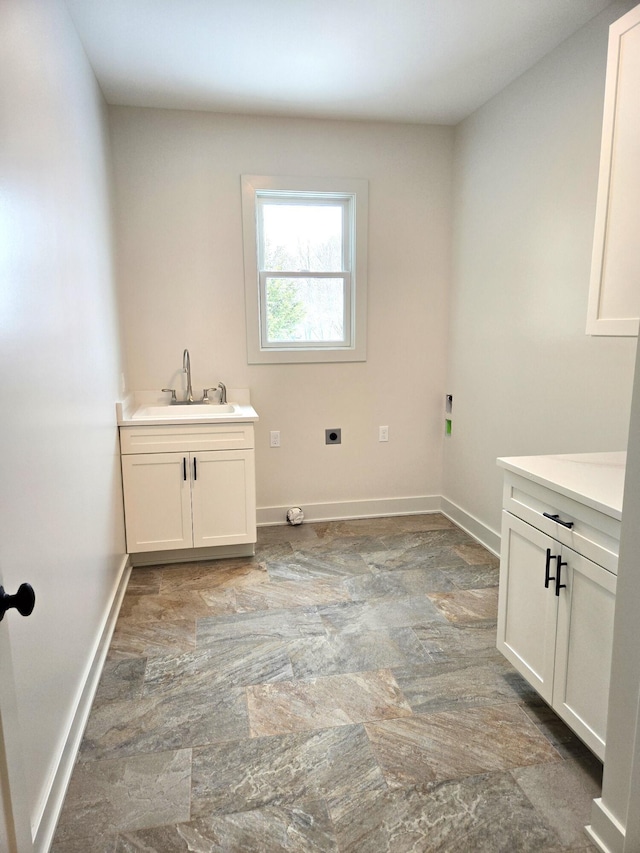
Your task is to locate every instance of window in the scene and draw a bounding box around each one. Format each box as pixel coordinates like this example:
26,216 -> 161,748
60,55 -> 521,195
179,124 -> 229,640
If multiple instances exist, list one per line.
241,175 -> 368,363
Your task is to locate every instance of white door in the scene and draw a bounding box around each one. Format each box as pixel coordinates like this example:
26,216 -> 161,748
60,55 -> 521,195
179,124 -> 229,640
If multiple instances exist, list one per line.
191,450 -> 256,548
0,565 -> 34,852
497,511 -> 559,703
553,546 -> 617,760
121,453 -> 193,552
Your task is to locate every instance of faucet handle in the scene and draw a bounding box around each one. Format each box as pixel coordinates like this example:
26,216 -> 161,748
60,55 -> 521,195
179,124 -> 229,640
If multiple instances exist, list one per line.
202,385 -> 226,404
162,388 -> 177,403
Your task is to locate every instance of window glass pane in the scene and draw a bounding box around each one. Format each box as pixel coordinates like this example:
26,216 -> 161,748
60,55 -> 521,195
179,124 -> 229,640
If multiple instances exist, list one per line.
262,203 -> 343,272
265,277 -> 345,343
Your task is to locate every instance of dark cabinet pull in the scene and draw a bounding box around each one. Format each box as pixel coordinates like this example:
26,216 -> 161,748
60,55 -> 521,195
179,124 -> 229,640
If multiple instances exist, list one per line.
544,548 -> 557,588
555,558 -> 567,596
193,457 -> 197,480
183,457 -> 187,481
542,512 -> 574,529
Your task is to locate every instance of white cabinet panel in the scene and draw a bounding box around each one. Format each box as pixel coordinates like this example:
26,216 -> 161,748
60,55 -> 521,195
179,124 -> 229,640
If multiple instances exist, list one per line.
191,450 -> 256,547
120,423 -> 254,454
587,5 -> 640,336
554,550 -> 616,757
121,453 -> 192,552
498,513 -> 557,703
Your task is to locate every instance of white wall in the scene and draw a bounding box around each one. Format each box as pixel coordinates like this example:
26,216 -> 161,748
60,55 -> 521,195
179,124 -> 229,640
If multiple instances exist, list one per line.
443,1 -> 638,545
110,110 -> 453,519
0,0 -> 126,846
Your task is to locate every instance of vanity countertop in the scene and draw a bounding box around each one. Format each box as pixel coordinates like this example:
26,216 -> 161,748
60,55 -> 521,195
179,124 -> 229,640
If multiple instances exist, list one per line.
497,451 -> 626,520
116,390 -> 259,427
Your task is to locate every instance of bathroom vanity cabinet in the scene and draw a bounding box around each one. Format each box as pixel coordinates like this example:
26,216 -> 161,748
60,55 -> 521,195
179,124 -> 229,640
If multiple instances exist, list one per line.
496,453 -> 624,760
119,422 -> 256,562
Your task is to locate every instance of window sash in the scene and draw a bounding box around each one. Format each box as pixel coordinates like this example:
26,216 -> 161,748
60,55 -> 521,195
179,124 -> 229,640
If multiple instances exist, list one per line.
259,271 -> 352,349
256,193 -> 352,275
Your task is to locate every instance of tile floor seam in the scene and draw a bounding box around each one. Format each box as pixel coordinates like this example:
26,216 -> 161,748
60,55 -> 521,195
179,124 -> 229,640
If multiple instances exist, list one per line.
511,701 -> 569,760
508,765 -> 592,850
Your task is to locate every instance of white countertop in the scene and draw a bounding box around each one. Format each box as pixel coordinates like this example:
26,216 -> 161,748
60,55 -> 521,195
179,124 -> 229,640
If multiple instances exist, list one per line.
497,451 -> 626,520
116,389 -> 259,426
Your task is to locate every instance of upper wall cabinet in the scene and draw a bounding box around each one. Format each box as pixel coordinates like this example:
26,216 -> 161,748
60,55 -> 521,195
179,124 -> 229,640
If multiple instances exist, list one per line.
587,4 -> 640,336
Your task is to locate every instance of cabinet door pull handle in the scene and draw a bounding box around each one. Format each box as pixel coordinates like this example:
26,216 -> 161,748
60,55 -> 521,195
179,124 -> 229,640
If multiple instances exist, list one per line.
183,457 -> 187,481
555,558 -> 567,596
544,548 -> 557,588
542,512 -> 574,529
193,457 -> 197,481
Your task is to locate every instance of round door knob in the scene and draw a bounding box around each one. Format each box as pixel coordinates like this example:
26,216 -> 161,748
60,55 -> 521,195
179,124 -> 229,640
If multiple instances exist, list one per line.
0,583 -> 36,621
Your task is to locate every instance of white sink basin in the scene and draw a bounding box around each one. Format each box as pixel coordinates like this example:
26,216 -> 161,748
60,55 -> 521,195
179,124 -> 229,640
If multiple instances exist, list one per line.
132,403 -> 236,419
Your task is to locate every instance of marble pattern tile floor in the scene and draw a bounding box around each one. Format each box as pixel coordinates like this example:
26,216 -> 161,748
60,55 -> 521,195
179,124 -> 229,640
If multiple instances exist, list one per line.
52,514 -> 601,851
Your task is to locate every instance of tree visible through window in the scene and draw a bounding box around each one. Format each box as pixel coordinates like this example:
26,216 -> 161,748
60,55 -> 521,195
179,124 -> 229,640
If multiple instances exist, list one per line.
265,277 -> 306,341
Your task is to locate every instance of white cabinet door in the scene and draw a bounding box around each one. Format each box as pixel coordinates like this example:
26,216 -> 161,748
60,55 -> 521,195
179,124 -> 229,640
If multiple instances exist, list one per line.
121,453 -> 193,552
587,4 -> 640,336
191,450 -> 256,548
553,547 -> 616,760
497,512 -> 558,704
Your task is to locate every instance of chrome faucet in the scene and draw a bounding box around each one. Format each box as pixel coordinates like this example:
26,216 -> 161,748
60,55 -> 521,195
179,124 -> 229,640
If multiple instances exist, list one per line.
163,350 -> 226,405
183,349 -> 194,402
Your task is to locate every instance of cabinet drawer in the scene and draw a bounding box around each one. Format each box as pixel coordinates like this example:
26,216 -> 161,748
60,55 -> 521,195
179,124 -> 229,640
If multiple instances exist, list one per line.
120,423 -> 254,454
503,472 -> 620,574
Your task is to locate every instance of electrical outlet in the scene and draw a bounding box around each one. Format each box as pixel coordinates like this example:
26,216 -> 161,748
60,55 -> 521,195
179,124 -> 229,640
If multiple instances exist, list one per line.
379,425 -> 389,442
325,428 -> 341,445
270,430 -> 281,447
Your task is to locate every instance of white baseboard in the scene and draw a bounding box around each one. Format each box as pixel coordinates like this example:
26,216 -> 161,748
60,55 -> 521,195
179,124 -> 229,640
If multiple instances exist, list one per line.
34,556 -> 131,853
257,495 -> 441,527
586,799 -> 625,853
440,496 -> 501,556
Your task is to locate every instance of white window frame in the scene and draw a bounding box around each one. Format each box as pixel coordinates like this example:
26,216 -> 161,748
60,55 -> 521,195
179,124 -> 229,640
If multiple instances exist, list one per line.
241,174 -> 368,364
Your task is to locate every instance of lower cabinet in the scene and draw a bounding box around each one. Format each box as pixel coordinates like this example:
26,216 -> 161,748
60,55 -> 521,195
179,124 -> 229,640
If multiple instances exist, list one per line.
119,423 -> 257,555
498,510 -> 616,760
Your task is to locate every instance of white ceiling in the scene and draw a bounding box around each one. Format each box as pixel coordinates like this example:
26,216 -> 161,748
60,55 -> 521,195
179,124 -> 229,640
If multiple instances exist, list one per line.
65,0 -> 616,125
